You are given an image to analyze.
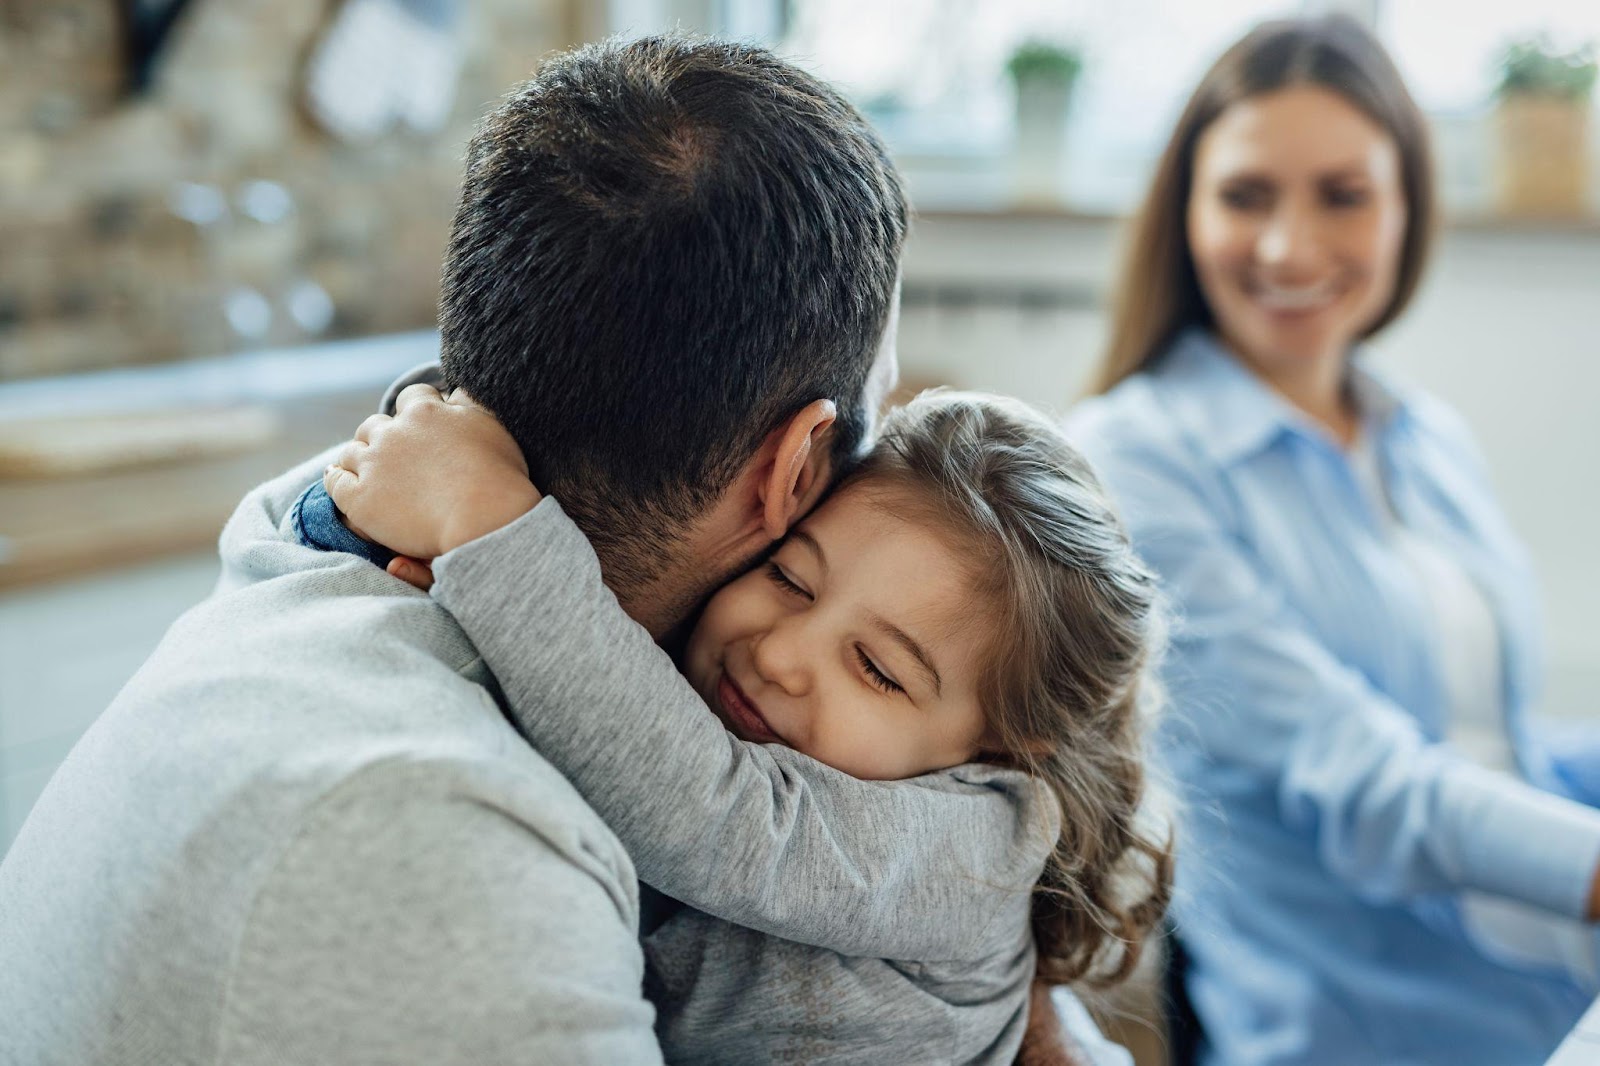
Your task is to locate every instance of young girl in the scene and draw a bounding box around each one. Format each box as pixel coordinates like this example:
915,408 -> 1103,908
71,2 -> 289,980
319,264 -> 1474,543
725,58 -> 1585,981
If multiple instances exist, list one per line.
328,388 -> 1172,1063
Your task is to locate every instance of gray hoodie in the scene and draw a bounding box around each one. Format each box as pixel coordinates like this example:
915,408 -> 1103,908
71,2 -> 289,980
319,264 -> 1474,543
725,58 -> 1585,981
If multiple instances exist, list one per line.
0,452 -> 658,1065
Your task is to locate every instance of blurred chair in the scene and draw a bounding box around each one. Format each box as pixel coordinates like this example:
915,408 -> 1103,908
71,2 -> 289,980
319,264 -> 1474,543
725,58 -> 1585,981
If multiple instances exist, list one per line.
1162,930 -> 1205,1066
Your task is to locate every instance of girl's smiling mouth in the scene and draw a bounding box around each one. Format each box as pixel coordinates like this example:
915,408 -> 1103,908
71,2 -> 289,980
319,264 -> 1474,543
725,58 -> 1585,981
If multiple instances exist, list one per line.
717,673 -> 783,745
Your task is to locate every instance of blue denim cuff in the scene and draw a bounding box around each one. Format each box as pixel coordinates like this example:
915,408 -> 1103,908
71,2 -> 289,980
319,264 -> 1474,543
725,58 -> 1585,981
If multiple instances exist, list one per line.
290,481 -> 395,569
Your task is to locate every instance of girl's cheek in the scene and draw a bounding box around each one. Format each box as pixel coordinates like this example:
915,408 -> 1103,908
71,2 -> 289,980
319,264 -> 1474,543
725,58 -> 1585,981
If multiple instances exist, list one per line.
722,585 -> 777,641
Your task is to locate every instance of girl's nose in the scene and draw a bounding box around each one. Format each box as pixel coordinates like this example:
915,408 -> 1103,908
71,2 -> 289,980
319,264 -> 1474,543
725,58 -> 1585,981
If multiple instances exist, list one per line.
749,619 -> 811,697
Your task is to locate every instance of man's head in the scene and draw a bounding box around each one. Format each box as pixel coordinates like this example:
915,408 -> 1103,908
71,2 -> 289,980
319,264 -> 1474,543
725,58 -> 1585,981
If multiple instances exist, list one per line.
438,35 -> 907,634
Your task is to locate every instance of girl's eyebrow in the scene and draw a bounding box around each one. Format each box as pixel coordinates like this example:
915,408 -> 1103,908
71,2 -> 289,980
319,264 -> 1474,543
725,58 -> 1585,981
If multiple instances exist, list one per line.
789,529 -> 827,576
869,613 -> 942,697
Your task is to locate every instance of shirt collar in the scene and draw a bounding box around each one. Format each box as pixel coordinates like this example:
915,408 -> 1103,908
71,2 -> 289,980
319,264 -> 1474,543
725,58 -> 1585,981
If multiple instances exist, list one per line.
1148,327 -> 1415,467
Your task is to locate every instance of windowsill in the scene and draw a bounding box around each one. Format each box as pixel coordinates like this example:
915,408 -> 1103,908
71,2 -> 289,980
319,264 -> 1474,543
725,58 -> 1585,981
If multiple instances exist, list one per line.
910,200 -> 1600,236
893,130 -> 1600,237
0,331 -> 439,421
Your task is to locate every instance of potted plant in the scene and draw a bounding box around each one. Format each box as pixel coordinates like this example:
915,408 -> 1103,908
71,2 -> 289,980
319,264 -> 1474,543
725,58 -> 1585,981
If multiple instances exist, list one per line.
1492,36 -> 1597,218
1006,40 -> 1083,207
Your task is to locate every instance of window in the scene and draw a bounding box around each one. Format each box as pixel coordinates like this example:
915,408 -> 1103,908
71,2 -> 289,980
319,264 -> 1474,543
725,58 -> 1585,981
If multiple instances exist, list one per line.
770,0 -> 1298,211
608,1 -> 1599,216
1385,1 -> 1600,215
1385,0 -> 1600,113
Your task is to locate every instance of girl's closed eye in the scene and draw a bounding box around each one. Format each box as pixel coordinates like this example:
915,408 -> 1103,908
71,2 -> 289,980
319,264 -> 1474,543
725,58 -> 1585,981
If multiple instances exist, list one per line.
855,646 -> 904,695
765,561 -> 811,599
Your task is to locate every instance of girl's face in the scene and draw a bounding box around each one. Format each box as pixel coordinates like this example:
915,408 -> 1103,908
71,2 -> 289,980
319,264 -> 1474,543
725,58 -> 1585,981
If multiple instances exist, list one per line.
684,482 -> 993,781
1186,84 -> 1408,382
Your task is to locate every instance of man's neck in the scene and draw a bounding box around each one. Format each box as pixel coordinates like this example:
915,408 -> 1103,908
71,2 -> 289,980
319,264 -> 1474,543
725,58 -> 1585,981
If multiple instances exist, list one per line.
573,480 -> 758,647
595,541 -> 704,645
612,571 -> 702,650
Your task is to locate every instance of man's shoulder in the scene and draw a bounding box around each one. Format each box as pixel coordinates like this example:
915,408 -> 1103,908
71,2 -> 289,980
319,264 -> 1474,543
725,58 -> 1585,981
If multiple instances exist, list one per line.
193,557 -> 487,686
214,447 -> 389,596
203,678 -> 646,1063
214,747 -> 652,1064
258,749 -> 637,909
1,675 -> 644,1066
86,492 -> 621,893
130,563 -> 580,818
0,581 -> 639,1066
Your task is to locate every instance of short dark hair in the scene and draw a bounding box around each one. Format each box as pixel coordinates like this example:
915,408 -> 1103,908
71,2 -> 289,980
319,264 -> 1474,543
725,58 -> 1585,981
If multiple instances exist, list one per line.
439,35 -> 907,580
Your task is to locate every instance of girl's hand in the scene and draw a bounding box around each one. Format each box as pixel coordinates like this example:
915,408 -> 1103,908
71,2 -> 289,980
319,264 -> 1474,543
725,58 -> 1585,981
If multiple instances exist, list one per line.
386,555 -> 436,592
324,383 -> 541,564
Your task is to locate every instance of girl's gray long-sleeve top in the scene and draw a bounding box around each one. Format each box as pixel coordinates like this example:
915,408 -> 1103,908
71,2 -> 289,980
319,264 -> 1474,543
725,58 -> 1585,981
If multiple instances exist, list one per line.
431,497 -> 1059,1064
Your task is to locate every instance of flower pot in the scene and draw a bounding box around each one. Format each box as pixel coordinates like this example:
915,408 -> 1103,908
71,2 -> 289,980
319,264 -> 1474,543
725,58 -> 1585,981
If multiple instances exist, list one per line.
1011,76 -> 1073,207
1492,94 -> 1593,218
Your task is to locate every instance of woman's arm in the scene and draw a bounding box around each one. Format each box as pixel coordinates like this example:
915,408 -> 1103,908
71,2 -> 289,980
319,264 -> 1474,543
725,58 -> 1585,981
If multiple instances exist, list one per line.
1090,435 -> 1600,922
1412,394 -> 1600,815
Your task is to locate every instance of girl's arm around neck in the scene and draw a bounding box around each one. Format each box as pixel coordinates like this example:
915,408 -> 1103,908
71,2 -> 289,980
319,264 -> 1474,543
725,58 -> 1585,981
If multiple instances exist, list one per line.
430,498 -> 1055,961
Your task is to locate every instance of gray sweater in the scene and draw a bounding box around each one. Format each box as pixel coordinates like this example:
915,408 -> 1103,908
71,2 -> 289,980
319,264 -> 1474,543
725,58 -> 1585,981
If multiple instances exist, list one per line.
431,492 -> 1057,1063
0,449 -> 1065,1066
0,452 -> 660,1065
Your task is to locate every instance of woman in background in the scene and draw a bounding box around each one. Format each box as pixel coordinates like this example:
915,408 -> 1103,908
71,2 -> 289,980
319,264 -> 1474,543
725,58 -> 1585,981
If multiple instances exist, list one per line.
1069,15 -> 1600,1065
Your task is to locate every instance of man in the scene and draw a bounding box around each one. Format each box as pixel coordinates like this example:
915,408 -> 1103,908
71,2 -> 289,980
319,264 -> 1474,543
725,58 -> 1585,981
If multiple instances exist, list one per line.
0,35 -> 900,1064
0,34 -> 1114,1065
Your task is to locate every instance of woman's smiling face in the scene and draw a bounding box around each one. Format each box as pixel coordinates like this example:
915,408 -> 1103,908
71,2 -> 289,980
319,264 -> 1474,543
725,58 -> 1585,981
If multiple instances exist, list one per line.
1187,84 -> 1408,381
683,481 -> 993,781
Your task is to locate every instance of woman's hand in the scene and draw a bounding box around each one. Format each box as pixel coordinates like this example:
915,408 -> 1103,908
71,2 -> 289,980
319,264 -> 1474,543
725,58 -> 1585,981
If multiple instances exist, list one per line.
323,383 -> 541,566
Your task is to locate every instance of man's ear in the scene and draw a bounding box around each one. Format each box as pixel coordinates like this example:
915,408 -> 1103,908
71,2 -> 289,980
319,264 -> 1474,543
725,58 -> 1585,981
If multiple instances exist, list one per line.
758,398 -> 837,539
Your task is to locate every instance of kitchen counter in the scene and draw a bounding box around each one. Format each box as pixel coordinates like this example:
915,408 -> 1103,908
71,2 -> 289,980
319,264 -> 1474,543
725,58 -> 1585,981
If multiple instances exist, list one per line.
0,333 -> 438,589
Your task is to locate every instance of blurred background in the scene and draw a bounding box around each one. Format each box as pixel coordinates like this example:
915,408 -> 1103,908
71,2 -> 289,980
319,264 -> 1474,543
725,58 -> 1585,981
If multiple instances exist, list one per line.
1,0 -> 1596,987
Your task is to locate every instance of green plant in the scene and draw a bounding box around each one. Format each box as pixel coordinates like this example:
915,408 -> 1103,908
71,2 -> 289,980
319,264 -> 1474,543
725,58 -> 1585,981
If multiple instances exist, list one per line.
1496,36 -> 1597,101
1006,40 -> 1083,88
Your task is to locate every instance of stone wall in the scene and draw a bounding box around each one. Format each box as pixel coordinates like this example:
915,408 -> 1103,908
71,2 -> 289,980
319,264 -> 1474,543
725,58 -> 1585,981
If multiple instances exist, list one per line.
0,0 -> 576,380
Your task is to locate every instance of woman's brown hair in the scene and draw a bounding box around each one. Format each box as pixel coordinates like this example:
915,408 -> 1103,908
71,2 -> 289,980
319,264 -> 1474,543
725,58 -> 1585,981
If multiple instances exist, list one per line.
850,391 -> 1174,986
1091,13 -> 1437,395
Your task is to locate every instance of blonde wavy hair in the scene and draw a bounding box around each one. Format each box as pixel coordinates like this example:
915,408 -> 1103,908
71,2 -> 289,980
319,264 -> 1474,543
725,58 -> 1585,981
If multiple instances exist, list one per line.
847,390 -> 1174,986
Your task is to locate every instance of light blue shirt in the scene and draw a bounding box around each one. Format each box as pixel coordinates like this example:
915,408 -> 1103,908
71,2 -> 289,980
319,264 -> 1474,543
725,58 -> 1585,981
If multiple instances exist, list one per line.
1068,329 -> 1600,1066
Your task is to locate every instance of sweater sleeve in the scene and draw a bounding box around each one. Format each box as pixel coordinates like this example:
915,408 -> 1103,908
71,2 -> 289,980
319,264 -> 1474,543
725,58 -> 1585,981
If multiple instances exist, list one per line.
430,499 -> 1050,962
